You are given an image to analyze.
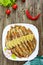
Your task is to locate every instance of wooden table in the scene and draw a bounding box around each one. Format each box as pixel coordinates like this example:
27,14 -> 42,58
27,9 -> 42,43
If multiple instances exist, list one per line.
0,0 -> 43,65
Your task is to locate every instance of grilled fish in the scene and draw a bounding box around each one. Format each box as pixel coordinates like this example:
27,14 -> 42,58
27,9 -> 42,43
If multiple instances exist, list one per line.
6,25 -> 36,58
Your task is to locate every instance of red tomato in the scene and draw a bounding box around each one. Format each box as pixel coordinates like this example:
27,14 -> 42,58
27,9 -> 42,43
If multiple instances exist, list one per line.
12,4 -> 18,10
22,0 -> 25,2
6,9 -> 11,15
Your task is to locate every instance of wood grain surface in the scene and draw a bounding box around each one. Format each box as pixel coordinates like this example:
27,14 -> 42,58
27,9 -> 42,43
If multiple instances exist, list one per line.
0,0 -> 43,65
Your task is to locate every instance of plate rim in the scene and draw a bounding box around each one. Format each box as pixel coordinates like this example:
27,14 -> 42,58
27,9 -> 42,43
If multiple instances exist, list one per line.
2,23 -> 39,61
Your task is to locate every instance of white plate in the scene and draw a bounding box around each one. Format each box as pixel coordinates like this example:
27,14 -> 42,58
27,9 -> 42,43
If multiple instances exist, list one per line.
2,23 -> 39,61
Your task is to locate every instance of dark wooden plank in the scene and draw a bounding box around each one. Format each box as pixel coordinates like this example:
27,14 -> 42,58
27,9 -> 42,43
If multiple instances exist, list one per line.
0,0 -> 43,65
0,6 -> 5,65
41,0 -> 43,55
33,0 -> 42,56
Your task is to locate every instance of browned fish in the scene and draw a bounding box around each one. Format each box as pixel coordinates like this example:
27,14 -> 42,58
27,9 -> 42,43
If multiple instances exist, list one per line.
6,25 -> 36,58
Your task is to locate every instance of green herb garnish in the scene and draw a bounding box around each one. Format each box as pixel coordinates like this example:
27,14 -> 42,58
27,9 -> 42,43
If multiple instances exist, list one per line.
0,0 -> 17,7
4,47 -> 7,51
11,54 -> 16,59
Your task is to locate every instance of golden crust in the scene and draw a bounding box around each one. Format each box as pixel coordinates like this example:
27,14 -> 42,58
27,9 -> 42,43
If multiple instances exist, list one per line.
6,25 -> 36,58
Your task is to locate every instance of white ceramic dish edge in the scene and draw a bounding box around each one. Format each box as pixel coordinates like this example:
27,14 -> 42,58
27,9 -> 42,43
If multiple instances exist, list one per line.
2,23 -> 39,61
